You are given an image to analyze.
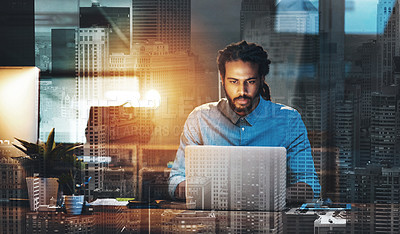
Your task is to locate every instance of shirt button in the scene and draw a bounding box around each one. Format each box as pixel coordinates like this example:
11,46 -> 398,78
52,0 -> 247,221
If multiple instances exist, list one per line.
242,127 -> 245,131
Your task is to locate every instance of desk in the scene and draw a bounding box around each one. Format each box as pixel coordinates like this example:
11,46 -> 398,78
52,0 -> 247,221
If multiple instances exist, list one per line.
0,200 -> 352,233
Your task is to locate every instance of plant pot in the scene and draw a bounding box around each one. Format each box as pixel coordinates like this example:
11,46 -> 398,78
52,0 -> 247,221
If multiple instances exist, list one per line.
64,195 -> 84,215
26,177 -> 59,211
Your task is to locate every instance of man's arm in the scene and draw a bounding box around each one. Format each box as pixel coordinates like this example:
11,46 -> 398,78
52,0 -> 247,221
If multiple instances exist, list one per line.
169,144 -> 186,199
168,111 -> 202,199
286,111 -> 321,199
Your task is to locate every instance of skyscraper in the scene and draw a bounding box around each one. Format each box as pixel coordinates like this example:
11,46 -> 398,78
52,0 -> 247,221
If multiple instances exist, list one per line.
240,0 -> 323,201
360,40 -> 379,127
0,157 -> 26,201
334,100 -> 355,201
0,202 -> 26,234
377,0 -> 399,88
52,29 -> 76,77
240,0 -> 275,43
78,156 -> 110,201
132,0 -> 191,53
26,211 -> 95,233
186,147 -> 286,211
319,0 -> 345,200
346,165 -> 400,233
319,0 -> 345,111
80,3 -> 130,55
76,28 -> 109,143
275,0 -> 318,34
370,86 -> 399,166
240,0 -> 276,90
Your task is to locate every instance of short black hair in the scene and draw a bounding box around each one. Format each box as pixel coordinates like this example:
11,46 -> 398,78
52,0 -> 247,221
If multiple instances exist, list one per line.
217,40 -> 271,100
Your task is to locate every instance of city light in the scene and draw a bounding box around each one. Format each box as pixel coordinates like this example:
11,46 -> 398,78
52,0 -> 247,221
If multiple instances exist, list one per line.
104,90 -> 141,106
143,89 -> 161,108
104,89 -> 161,108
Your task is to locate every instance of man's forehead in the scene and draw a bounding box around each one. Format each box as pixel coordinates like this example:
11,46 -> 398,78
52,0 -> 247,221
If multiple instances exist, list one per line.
224,60 -> 259,76
226,59 -> 258,66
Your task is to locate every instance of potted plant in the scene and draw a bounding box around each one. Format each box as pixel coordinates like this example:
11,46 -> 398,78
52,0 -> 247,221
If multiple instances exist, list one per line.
62,177 -> 92,215
13,128 -> 82,211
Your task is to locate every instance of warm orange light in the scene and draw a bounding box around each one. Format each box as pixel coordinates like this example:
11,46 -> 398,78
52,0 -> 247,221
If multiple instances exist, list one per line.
104,90 -> 141,106
142,89 -> 161,108
0,67 -> 39,148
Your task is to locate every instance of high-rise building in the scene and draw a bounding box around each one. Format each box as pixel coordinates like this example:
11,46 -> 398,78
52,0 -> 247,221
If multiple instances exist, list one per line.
291,79 -> 329,200
80,3 -> 130,55
370,86 -> 399,166
284,208 -> 319,233
240,0 -> 275,44
51,29 -> 76,77
319,0 -> 345,103
359,40 -> 379,127
241,0 -> 318,94
103,168 -> 128,197
319,0 -> 345,122
346,165 -> 400,233
132,0 -> 191,53
0,0 -> 35,66
313,211 -> 346,233
319,0 -> 345,200
227,211 -> 283,233
84,106 -> 110,157
0,157 -> 26,201
334,100 -> 356,201
0,158 -> 27,234
240,0 -> 322,201
0,202 -> 26,234
186,147 -> 286,211
78,156 -> 110,201
377,0 -> 399,87
89,199 -> 128,233
275,0 -> 318,34
161,210 -> 217,233
272,0 -> 319,96
25,177 -> 58,211
284,207 -> 347,234
130,41 -> 199,145
139,167 -> 171,201
26,210 -> 95,233
76,27 -> 109,143
137,145 -> 176,200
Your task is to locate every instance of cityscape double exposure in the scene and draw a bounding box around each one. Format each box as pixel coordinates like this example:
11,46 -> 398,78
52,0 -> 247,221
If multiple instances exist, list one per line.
0,0 -> 399,233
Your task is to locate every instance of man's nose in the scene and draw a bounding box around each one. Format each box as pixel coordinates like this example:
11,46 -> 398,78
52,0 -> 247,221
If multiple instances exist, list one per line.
238,83 -> 247,96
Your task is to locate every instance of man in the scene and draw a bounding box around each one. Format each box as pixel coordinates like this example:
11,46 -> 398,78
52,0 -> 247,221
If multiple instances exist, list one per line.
169,41 -> 321,200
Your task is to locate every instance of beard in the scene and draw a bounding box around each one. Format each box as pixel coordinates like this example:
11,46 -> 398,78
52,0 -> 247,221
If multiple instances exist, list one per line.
223,84 -> 261,116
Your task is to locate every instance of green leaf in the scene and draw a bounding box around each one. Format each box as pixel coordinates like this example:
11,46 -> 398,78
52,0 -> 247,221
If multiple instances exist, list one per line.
45,128 -> 56,157
14,138 -> 40,155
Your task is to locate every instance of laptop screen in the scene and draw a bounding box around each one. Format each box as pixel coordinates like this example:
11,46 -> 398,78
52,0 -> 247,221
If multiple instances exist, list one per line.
185,145 -> 286,211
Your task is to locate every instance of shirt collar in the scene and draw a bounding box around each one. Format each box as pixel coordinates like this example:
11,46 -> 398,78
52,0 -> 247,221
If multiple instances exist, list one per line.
217,96 -> 267,126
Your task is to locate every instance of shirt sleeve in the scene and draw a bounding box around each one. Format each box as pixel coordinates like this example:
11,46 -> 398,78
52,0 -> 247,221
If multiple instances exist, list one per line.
286,111 -> 321,198
168,110 -> 202,199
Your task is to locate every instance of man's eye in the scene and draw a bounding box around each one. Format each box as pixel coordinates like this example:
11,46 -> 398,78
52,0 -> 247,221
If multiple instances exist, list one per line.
230,80 -> 238,84
248,80 -> 256,84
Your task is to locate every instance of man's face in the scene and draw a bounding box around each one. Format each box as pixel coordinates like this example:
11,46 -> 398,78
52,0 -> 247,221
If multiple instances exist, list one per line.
222,60 -> 263,116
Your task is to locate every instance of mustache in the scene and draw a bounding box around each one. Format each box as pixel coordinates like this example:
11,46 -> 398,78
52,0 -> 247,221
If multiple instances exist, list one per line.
233,95 -> 251,101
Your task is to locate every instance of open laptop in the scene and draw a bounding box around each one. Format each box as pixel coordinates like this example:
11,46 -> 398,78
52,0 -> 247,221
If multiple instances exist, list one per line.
185,145 -> 286,211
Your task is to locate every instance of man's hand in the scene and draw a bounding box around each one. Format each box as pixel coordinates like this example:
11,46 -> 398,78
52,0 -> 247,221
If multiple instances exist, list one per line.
175,181 -> 186,200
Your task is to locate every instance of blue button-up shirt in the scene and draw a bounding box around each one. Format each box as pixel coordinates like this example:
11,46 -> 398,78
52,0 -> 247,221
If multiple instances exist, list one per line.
169,96 -> 321,198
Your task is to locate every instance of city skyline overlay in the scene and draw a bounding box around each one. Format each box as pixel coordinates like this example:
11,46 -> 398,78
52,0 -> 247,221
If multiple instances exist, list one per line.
1,0 -> 400,233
